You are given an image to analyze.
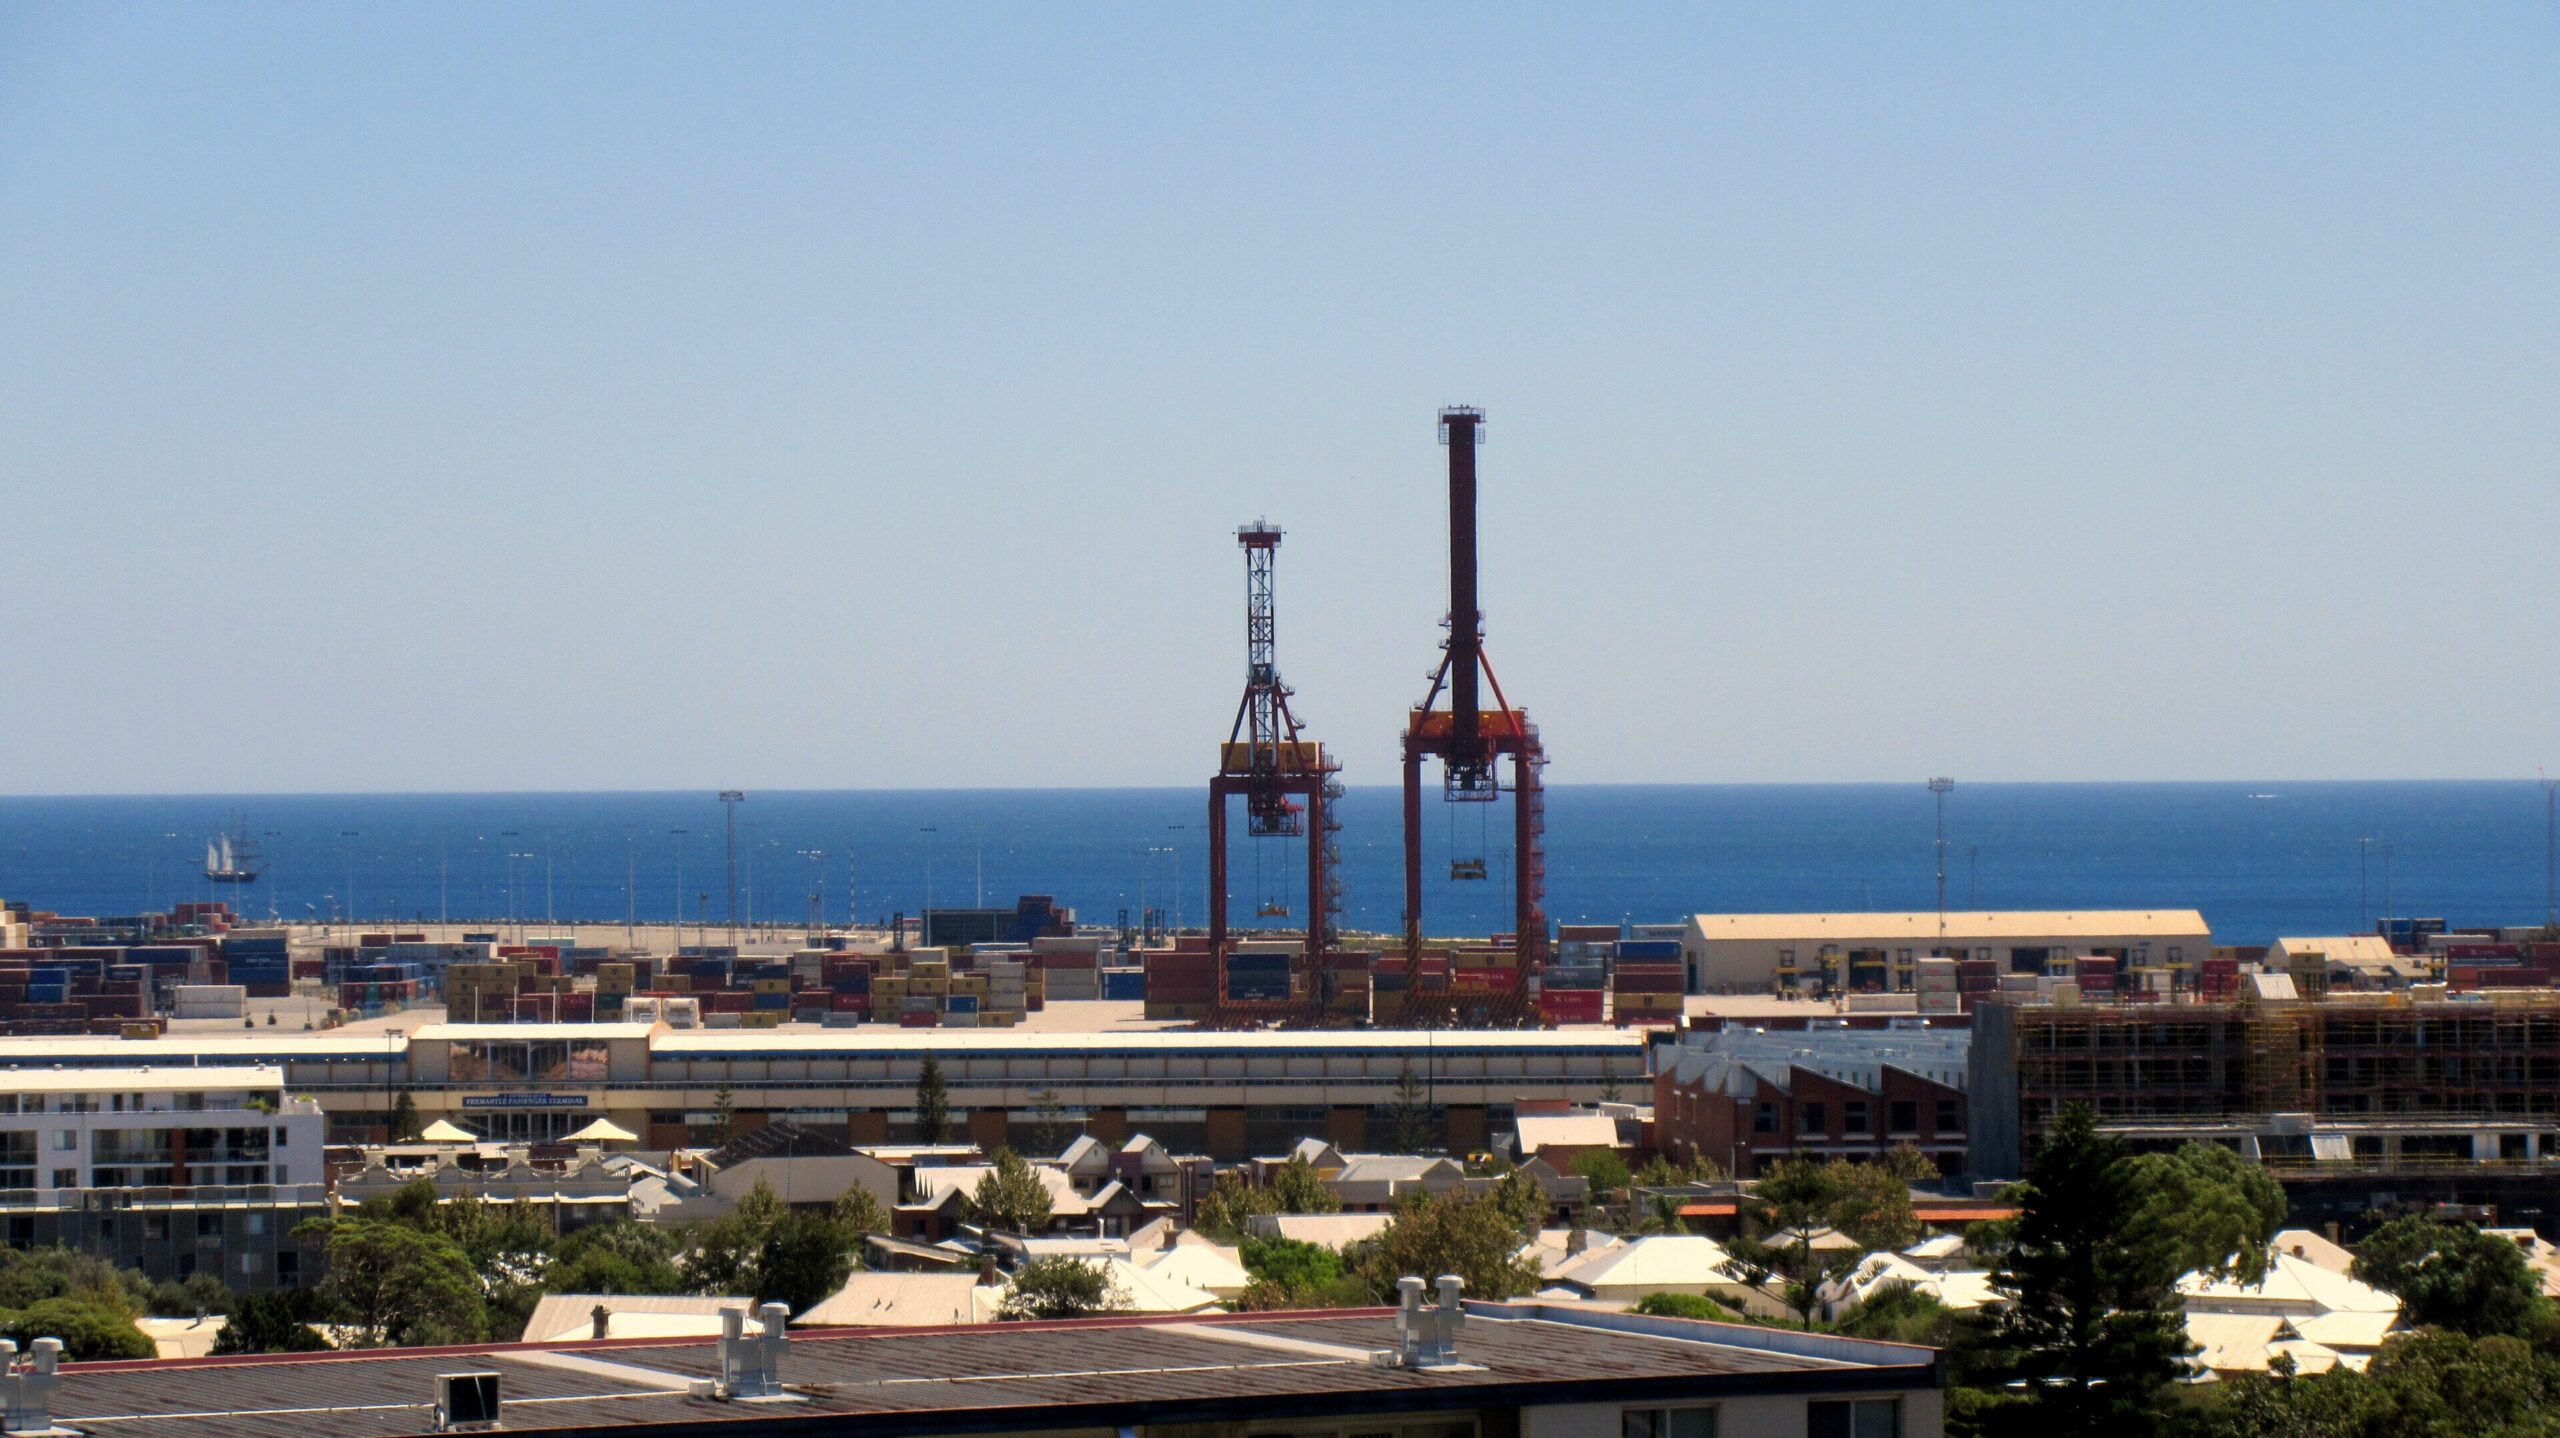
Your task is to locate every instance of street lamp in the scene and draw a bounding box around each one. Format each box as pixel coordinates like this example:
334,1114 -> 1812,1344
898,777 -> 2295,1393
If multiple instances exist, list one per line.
670,828 -> 689,952
339,831 -> 360,933
1166,824 -> 1189,933
1925,779 -> 1954,942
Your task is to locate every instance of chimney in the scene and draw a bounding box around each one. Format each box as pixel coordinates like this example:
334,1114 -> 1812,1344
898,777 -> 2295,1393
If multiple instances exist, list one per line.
591,1303 -> 612,1341
979,1251 -> 1003,1287
1566,1228 -> 1590,1256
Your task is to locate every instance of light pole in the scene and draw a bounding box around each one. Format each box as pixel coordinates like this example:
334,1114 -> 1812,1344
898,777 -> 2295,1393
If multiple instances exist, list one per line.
339,831 -> 360,932
2358,837 -> 2374,931
2381,842 -> 2396,930
919,827 -> 939,944
2544,772 -> 2557,929
719,791 -> 746,947
1926,779 -> 1954,942
670,828 -> 689,952
499,830 -> 521,940
1166,824 -> 1188,932
975,824 -> 985,909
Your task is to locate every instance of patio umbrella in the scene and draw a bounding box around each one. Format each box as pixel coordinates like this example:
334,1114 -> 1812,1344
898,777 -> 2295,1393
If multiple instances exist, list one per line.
564,1117 -> 639,1144
418,1119 -> 478,1143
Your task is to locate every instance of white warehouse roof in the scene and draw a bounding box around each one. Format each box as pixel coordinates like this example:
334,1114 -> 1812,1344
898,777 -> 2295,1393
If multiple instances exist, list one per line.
1688,910 -> 2209,941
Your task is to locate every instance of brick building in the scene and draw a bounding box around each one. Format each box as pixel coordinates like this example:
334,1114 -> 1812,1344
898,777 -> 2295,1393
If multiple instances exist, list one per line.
1652,1021 -> 1971,1177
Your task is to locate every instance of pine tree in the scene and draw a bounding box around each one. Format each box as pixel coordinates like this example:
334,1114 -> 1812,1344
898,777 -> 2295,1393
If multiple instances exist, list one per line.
387,1089 -> 422,1143
1388,1059 -> 1436,1155
915,1053 -> 950,1144
966,1148 -> 1055,1234
1966,1103 -> 2192,1438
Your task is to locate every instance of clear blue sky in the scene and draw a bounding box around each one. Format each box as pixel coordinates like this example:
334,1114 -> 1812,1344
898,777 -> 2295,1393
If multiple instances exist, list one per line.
1,4 -> 2552,794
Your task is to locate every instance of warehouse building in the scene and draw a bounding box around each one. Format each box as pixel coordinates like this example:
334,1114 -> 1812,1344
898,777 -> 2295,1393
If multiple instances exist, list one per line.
17,1297 -> 1946,1438
0,1025 -> 1647,1164
1681,910 -> 2214,995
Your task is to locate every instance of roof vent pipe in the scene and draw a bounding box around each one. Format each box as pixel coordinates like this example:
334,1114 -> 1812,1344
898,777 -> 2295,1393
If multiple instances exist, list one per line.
718,1303 -> 791,1399
0,1338 -> 62,1436
1380,1276 -> 1466,1369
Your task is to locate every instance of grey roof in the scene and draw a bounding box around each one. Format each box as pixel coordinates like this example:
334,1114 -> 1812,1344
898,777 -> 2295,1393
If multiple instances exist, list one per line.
702,1120 -> 857,1168
47,1305 -> 1939,1438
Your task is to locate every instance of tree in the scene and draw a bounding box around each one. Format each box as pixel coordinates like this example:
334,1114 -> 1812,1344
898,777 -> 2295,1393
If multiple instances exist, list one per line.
2354,1215 -> 2553,1341
967,1148 -> 1056,1234
2183,1330 -> 2560,1438
1488,1165 -> 1548,1235
1269,1155 -> 1341,1215
1635,1151 -> 1728,1187
0,1246 -> 195,1359
2121,1141 -> 2288,1285
1728,1157 -> 1918,1328
680,1178 -> 864,1313
0,1299 -> 154,1360
546,1221 -> 688,1297
1353,1190 -> 1542,1302
1387,1059 -> 1436,1155
1601,1061 -> 1624,1105
1830,1281 -> 1958,1347
212,1290 -> 330,1355
1026,1089 -> 1071,1157
1572,1148 -> 1633,1202
711,1082 -> 740,1144
1193,1169 -> 1275,1242
1962,1104 -> 2190,1438
1633,1291 -> 1741,1320
1237,1236 -> 1369,1311
1878,1143 -> 1941,1187
305,1218 -> 487,1348
998,1258 -> 1126,1320
914,1054 -> 950,1144
387,1089 -> 423,1143
831,1184 -> 890,1241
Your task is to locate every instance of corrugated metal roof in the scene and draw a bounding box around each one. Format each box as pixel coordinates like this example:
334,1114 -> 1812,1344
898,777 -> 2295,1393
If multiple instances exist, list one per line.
48,1307 -> 1934,1438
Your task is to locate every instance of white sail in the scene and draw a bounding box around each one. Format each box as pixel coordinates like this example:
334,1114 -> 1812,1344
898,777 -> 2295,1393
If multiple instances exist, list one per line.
218,834 -> 234,871
206,839 -> 221,871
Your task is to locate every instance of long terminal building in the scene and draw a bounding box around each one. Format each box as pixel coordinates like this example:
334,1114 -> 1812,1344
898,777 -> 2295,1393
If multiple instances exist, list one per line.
0,1024 -> 1650,1162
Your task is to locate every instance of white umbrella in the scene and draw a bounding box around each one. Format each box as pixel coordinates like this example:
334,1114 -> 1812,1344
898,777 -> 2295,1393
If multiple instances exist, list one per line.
564,1117 -> 639,1144
418,1119 -> 478,1143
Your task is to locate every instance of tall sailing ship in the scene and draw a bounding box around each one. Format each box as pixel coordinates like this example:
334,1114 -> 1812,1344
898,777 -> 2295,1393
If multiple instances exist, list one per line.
204,829 -> 263,884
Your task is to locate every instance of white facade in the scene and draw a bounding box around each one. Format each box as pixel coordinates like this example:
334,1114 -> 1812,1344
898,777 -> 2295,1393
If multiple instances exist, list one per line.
1682,910 -> 2213,993
0,1065 -> 325,1195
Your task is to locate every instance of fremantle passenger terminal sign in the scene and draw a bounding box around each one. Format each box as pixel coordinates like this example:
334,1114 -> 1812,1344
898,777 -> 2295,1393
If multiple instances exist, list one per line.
460,1093 -> 592,1110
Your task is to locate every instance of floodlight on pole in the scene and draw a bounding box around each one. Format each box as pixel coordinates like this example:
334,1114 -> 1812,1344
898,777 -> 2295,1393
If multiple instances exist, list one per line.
1926,778 -> 1955,942
719,792 -> 746,945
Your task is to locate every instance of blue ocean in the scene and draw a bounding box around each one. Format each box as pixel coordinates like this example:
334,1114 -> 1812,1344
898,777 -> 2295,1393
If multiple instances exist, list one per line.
0,783 -> 2548,946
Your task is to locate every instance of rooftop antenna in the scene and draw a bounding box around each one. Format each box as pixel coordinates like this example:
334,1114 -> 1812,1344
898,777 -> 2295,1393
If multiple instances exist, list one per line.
1927,778 -> 1955,942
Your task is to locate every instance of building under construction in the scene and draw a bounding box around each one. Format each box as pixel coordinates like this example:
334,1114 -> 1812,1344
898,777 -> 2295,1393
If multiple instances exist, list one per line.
1971,987 -> 2560,1228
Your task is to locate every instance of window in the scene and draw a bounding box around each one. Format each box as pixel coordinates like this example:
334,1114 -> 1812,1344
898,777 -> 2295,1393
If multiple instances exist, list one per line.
247,1212 -> 268,1235
1937,1100 -> 1964,1133
1843,1101 -> 1870,1135
143,1216 -> 169,1241
276,1252 -> 299,1284
198,1213 -> 224,1238
1799,1102 -> 1827,1136
51,1170 -> 76,1189
52,1132 -> 76,1152
1808,1398 -> 1898,1438
1889,1100 -> 1917,1133
1624,1406 -> 1718,1438
1754,1102 -> 1778,1135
